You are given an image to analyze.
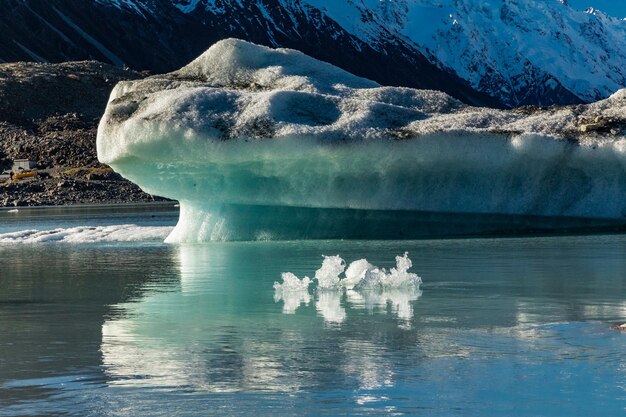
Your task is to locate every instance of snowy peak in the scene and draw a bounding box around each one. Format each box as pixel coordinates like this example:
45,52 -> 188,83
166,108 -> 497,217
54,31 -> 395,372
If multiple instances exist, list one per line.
2,0 -> 626,107
298,0 -> 626,107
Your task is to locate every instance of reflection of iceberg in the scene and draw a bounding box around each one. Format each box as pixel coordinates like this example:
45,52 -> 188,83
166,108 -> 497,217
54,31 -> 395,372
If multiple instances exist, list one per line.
274,288 -> 310,314
97,241 -> 626,411
101,246 -> 423,391
316,290 -> 347,324
349,288 -> 423,322
102,244 -> 314,391
97,39 -> 626,242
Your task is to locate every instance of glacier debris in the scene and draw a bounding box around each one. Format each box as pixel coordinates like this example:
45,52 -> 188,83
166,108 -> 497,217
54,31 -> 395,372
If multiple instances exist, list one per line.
97,39 -> 626,242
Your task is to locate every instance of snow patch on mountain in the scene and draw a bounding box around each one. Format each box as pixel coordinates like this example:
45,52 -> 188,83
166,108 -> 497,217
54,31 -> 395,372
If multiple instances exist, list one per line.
87,1 -> 626,107
569,0 -> 626,19
172,0 -> 203,13
94,0 -> 151,16
302,0 -> 626,107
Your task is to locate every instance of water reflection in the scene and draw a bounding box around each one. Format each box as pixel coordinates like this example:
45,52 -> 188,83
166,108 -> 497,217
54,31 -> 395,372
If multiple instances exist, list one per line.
100,245 -> 427,393
316,290 -> 346,324
275,286 -> 423,325
94,237 -> 626,415
273,287 -> 311,314
4,209 -> 626,415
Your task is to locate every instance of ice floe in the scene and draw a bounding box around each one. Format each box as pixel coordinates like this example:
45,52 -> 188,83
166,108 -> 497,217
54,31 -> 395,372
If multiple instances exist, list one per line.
0,225 -> 173,243
274,252 -> 422,325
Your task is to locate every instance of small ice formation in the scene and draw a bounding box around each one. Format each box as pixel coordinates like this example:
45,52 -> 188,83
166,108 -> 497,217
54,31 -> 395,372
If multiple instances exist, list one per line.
275,252 -> 422,324
314,255 -> 346,289
343,259 -> 373,289
0,225 -> 173,244
274,272 -> 312,292
273,272 -> 311,314
312,252 -> 422,290
97,39 -> 626,242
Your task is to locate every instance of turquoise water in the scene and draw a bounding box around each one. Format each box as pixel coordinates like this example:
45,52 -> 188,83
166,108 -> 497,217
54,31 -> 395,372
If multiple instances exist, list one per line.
0,206 -> 625,416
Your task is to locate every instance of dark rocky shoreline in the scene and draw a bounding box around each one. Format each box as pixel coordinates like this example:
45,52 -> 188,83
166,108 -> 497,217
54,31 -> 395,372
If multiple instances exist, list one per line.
0,60 -> 170,207
0,174 -> 163,207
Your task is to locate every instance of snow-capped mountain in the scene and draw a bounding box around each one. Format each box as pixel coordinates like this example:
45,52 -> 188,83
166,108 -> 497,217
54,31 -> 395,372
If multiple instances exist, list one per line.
1,0 -> 625,108
301,0 -> 626,106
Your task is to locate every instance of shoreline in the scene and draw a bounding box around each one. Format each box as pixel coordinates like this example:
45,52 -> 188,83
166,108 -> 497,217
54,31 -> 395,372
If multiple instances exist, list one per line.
0,61 -> 146,208
0,174 -> 172,208
0,200 -> 178,212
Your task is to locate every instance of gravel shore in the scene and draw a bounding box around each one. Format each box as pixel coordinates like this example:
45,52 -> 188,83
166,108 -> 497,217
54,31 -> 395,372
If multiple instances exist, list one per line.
0,60 -> 169,206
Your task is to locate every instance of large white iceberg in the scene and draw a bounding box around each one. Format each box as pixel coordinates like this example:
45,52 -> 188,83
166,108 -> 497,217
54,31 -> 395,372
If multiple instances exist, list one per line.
97,39 -> 626,242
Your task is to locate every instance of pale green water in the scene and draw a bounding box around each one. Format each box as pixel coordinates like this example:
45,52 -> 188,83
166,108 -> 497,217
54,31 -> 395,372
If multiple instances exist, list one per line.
0,206 -> 625,416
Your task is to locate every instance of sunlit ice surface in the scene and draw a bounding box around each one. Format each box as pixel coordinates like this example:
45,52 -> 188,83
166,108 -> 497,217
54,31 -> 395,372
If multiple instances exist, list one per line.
97,39 -> 626,243
1,209 -> 625,416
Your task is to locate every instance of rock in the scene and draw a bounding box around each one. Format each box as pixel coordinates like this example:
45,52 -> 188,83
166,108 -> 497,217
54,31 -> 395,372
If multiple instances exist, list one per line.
579,123 -> 600,132
0,60 -> 169,206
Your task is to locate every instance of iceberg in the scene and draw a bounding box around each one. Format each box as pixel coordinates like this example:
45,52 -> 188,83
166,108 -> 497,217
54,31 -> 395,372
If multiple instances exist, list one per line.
97,39 -> 626,242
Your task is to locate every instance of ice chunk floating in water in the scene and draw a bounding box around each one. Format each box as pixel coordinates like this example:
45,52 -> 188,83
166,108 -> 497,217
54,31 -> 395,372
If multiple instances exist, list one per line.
314,255 -> 346,289
0,225 -> 173,243
273,272 -> 312,314
274,252 -> 422,324
97,39 -> 626,242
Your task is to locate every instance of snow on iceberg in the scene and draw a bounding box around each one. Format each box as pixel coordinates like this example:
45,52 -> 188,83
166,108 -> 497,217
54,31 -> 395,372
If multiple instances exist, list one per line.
97,39 -> 626,242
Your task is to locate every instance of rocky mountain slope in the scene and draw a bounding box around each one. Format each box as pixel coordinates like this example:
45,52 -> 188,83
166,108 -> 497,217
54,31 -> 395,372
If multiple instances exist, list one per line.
2,0 -> 626,108
0,0 -> 495,107
0,61 -> 163,206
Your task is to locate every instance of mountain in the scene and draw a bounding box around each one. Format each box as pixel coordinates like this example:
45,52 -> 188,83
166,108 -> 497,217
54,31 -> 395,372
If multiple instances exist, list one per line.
1,0 -> 625,108
567,0 -> 626,19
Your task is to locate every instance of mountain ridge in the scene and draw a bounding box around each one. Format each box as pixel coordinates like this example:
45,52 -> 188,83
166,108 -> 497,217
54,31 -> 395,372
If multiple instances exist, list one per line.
1,0 -> 625,108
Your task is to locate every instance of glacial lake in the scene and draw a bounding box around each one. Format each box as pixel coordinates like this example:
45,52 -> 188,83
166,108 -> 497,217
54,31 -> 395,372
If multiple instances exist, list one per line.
0,205 -> 625,416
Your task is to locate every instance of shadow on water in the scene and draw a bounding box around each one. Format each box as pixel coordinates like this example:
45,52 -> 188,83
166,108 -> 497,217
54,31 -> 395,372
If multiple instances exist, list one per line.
168,203 -> 626,241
